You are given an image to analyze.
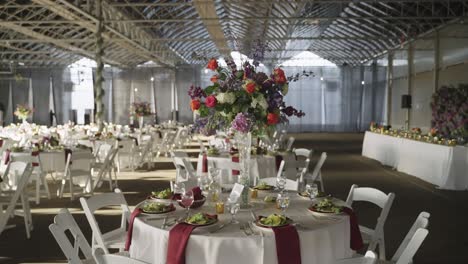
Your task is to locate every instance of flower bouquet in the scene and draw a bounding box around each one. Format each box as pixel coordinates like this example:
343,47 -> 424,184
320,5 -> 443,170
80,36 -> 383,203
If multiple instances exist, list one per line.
14,104 -> 33,122
131,101 -> 153,128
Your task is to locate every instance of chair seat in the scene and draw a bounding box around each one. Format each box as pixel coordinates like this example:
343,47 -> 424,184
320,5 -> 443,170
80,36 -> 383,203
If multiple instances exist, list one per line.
102,228 -> 126,249
359,225 -> 375,243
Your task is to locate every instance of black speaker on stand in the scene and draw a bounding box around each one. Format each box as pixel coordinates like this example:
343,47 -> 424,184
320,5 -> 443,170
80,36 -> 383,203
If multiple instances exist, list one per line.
401,94 -> 412,109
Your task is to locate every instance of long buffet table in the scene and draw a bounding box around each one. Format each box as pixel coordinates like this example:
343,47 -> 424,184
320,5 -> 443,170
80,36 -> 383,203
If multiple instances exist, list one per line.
362,131 -> 468,190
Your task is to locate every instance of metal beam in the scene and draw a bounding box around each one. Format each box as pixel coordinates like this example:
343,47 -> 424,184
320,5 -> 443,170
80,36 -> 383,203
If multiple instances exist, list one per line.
0,21 -> 124,66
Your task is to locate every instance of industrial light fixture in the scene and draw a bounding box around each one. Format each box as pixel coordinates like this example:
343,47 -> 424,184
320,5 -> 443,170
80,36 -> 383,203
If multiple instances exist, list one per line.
134,88 -> 138,92
361,81 -> 365,85
150,77 -> 154,81
320,77 -> 324,81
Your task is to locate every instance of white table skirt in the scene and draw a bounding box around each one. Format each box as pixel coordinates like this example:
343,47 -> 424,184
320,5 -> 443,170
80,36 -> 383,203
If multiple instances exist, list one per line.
130,195 -> 352,264
362,131 -> 468,190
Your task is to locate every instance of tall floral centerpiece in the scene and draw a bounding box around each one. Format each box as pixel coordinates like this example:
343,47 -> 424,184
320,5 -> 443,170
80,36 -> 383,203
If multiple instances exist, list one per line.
188,57 -> 304,207
14,104 -> 34,124
131,101 -> 153,129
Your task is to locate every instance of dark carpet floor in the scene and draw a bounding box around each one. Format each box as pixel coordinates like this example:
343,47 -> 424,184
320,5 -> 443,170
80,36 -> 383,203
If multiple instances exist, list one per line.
1,133 -> 467,264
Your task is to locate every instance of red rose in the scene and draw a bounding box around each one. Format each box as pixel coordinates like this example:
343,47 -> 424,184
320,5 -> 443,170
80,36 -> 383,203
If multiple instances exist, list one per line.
243,81 -> 257,94
267,113 -> 279,125
207,58 -> 218,71
205,95 -> 217,108
274,68 -> 287,84
210,75 -> 218,83
191,99 -> 201,111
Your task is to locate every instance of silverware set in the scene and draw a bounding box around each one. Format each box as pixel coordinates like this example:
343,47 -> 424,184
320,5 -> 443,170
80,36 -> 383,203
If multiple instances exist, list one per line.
241,222 -> 259,236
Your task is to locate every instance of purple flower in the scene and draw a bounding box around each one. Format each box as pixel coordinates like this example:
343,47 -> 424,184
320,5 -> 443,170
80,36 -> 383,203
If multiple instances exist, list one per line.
231,113 -> 252,133
188,85 -> 205,99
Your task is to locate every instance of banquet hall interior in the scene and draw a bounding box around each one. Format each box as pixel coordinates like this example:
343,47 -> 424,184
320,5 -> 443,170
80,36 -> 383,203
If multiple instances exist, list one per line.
0,0 -> 467,263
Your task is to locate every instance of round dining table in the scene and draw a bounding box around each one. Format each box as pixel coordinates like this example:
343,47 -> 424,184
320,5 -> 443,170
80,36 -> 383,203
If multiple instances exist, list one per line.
129,192 -> 353,264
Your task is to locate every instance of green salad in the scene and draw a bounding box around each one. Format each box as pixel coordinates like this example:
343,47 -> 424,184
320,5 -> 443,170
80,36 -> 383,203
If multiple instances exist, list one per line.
259,214 -> 288,227
185,213 -> 215,225
151,188 -> 173,199
207,147 -> 220,156
312,198 -> 342,213
142,202 -> 173,213
254,182 -> 274,190
264,196 -> 277,202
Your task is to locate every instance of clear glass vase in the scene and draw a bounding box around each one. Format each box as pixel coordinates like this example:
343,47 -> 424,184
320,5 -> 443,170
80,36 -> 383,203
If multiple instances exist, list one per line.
138,116 -> 144,129
235,132 -> 252,208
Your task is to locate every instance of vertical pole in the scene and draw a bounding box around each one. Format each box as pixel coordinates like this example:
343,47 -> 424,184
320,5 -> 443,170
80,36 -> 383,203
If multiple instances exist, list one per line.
108,70 -> 113,123
386,52 -> 393,126
94,0 -> 105,131
433,30 -> 440,92
371,60 -> 377,122
406,43 -> 414,130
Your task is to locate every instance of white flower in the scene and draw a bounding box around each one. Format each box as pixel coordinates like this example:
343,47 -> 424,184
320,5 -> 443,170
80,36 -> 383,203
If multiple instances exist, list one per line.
216,92 -> 236,104
252,94 -> 268,110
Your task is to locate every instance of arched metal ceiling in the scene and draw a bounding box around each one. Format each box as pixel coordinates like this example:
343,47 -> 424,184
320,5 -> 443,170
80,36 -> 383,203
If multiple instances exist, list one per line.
0,0 -> 467,69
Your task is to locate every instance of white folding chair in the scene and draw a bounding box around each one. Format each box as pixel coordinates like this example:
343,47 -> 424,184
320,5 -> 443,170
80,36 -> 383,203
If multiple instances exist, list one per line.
306,152 -> 327,192
116,139 -> 136,172
285,136 -> 295,151
390,212 -> 430,264
0,162 -> 33,239
174,127 -> 189,149
59,152 -> 95,200
346,185 -> 396,260
80,188 -> 130,254
335,251 -> 377,264
294,148 -> 313,161
134,136 -> 154,168
49,208 -> 95,264
171,151 -> 196,182
259,160 -> 299,191
92,148 -> 119,192
208,158 -> 242,189
155,131 -> 176,158
94,249 -> 149,264
10,152 -> 51,204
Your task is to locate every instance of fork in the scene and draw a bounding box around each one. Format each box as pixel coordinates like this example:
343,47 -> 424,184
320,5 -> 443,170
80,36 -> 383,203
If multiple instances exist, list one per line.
240,223 -> 251,236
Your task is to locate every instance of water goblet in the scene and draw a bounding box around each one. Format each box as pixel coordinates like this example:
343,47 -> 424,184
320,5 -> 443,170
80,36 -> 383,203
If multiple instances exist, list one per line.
308,183 -> 319,199
277,193 -> 290,216
276,175 -> 287,193
173,182 -> 186,195
227,197 -> 240,224
181,190 -> 194,217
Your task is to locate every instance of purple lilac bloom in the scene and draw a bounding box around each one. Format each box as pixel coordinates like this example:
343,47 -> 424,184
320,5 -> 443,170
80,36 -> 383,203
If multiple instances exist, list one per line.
231,113 -> 252,133
188,85 -> 205,99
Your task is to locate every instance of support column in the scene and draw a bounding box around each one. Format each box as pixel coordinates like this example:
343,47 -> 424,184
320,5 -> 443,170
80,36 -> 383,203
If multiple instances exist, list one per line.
433,30 -> 440,92
371,60 -> 378,122
93,0 -> 105,131
108,70 -> 113,123
406,43 -> 414,130
386,52 -> 394,126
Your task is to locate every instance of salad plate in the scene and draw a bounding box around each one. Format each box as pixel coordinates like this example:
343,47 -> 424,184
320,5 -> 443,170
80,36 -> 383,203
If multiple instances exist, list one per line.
308,198 -> 345,217
149,188 -> 174,203
184,213 -> 218,226
253,182 -> 275,191
255,214 -> 293,228
139,201 -> 175,215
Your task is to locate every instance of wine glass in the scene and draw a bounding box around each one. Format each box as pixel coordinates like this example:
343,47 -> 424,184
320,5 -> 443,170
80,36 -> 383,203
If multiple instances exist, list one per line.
277,193 -> 290,216
173,182 -> 186,195
306,183 -> 319,199
181,190 -> 194,217
227,197 -> 240,224
276,174 -> 287,193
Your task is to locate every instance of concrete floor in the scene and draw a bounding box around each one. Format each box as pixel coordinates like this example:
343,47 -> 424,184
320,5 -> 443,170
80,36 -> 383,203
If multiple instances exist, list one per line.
1,133 -> 467,264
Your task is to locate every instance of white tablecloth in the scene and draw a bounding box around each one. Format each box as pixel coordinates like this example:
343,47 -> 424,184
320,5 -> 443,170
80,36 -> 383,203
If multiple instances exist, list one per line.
362,131 -> 468,190
130,194 -> 353,264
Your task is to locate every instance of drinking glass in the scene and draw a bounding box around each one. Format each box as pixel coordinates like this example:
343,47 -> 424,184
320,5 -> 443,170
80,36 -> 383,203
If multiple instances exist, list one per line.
307,183 -> 319,199
227,197 -> 240,224
277,193 -> 290,216
173,182 -> 186,195
181,190 -> 194,217
276,174 -> 287,193
198,175 -> 210,195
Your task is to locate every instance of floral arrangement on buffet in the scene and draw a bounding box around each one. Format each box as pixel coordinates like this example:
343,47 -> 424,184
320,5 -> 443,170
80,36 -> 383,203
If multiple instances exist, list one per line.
131,101 -> 153,117
369,122 -> 459,146
14,104 -> 34,121
188,58 -> 304,136
431,84 -> 468,144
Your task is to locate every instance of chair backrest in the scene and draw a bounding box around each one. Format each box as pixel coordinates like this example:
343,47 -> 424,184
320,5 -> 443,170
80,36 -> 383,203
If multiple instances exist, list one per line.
285,137 -> 295,151
346,184 -> 395,238
172,154 -> 196,182
118,139 -> 135,153
49,208 -> 94,264
95,143 -> 113,162
258,160 -> 299,191
1,161 -> 27,191
309,152 -> 327,180
392,212 -> 430,262
0,162 -> 32,234
294,148 -> 312,160
394,228 -> 429,264
79,188 -> 130,254
298,158 -> 311,183
197,138 -> 206,153
94,249 -> 149,264
93,148 -> 119,191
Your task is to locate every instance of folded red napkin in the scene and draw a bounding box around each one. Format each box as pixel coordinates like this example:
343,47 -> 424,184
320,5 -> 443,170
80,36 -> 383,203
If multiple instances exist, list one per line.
191,186 -> 203,200
64,148 -> 73,164
232,156 -> 240,175
342,207 -> 364,251
275,155 -> 283,170
0,139 -> 3,148
202,154 -> 208,173
31,151 -> 40,167
167,214 -> 217,264
125,208 -> 142,251
272,225 -> 302,264
4,150 -> 10,165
